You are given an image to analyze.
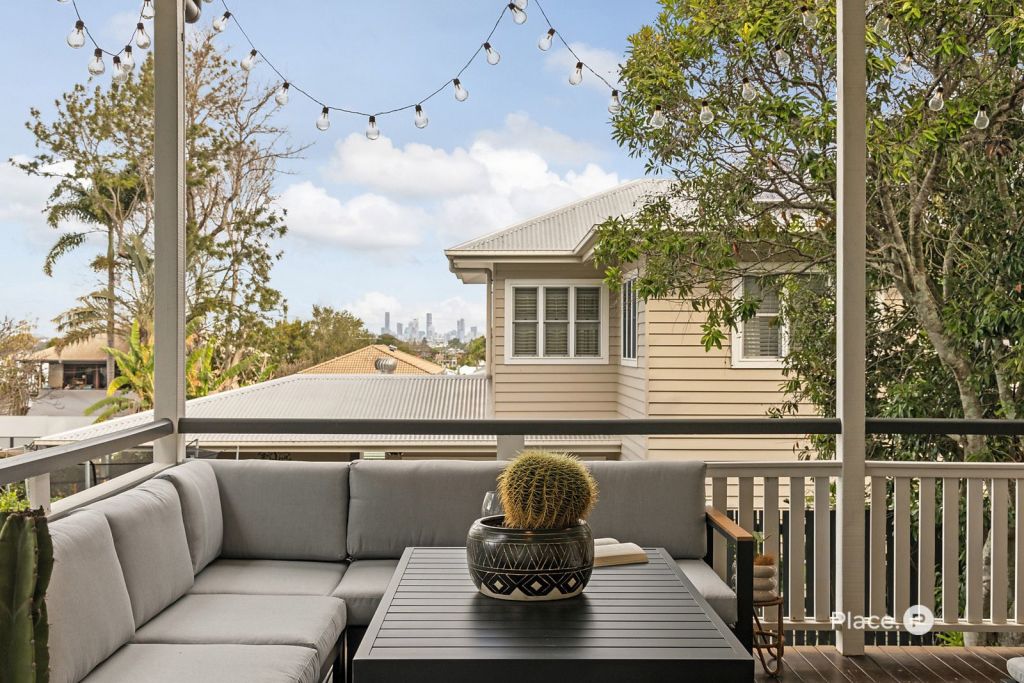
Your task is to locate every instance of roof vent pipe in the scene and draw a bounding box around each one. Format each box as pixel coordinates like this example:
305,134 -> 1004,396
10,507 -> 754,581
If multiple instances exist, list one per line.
375,357 -> 398,374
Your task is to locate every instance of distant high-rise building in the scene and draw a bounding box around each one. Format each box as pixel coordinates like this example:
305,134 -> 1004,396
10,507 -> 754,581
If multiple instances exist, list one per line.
456,318 -> 465,341
410,318 -> 420,340
470,326 -> 478,339
383,311 -> 391,335
425,313 -> 434,339
396,322 -> 403,337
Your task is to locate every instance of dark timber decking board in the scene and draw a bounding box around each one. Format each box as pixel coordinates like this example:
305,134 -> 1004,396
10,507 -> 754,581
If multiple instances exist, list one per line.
353,547 -> 752,682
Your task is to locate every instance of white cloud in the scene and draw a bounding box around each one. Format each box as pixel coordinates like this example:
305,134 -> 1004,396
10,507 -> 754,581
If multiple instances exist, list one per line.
0,157 -> 90,247
475,113 -> 604,167
544,42 -> 623,94
277,182 -> 425,251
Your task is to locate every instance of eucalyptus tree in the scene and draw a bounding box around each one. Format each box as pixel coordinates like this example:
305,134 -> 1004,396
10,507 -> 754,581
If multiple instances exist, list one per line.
597,0 -> 1024,461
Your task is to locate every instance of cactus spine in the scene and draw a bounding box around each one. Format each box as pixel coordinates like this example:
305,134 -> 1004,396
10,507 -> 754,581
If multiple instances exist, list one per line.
497,451 -> 598,530
0,509 -> 52,683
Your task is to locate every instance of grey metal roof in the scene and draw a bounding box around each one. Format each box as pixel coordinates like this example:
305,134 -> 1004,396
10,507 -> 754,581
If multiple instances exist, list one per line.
446,179 -> 672,255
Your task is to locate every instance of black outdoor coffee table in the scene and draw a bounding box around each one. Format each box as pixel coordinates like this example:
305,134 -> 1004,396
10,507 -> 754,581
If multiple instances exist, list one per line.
353,546 -> 752,682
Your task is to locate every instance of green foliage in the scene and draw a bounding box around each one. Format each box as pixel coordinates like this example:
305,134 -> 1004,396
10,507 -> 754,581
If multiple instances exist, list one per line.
0,319 -> 38,417
497,451 -> 598,530
463,336 -> 486,366
597,0 -> 1024,461
0,488 -> 29,514
0,509 -> 53,682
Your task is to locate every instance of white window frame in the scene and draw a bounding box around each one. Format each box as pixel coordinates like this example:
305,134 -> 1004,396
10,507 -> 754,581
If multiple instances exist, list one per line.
730,276 -> 789,369
504,279 -> 609,365
620,274 -> 639,367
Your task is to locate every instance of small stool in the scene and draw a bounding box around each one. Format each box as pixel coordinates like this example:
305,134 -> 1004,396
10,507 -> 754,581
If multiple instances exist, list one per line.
752,596 -> 784,677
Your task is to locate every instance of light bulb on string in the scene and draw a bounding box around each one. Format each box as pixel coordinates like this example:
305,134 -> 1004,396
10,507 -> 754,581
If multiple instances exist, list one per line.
741,78 -> 757,102
928,86 -> 944,111
773,44 -> 790,70
538,28 -> 555,51
512,0 -> 527,8
67,20 -> 86,49
484,42 -> 500,65
88,48 -> 105,76
569,61 -> 584,86
508,3 -> 527,24
649,105 -> 667,129
135,23 -> 151,49
121,46 -> 135,72
874,13 -> 892,36
275,82 -> 290,106
241,49 -> 257,72
801,6 -> 818,30
453,78 -> 469,101
974,105 -> 989,130
608,90 -> 622,114
112,56 -> 128,84
366,116 -> 380,140
213,11 -> 231,33
414,105 -> 429,129
699,100 -> 715,125
896,51 -> 913,74
316,107 -> 330,131
141,0 -> 155,20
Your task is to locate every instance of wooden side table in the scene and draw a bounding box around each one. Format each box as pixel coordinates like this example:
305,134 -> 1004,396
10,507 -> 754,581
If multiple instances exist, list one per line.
753,596 -> 784,677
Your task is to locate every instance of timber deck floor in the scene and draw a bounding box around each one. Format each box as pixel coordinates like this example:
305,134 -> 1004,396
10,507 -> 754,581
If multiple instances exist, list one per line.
753,646 -> 1024,682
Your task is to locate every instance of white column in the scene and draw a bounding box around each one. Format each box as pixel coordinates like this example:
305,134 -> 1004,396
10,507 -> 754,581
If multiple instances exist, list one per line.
152,0 -> 186,465
835,0 -> 867,656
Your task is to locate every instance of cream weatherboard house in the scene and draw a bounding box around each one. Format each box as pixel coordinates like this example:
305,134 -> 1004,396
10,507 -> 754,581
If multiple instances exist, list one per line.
446,178 -> 807,462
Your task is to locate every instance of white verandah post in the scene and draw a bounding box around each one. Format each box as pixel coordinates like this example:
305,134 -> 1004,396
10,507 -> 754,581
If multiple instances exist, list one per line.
835,0 -> 868,655
152,0 -> 187,465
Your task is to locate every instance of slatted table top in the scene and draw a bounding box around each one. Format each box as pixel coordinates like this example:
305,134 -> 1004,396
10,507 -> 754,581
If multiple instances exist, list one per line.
353,546 -> 752,683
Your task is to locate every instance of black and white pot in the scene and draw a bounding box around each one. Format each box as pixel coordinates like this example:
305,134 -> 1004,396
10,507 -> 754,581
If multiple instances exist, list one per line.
466,515 -> 594,601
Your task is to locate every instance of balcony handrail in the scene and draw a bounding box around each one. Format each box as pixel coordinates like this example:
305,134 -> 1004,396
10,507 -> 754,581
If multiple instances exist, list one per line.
0,419 -> 174,487
865,417 -> 1024,435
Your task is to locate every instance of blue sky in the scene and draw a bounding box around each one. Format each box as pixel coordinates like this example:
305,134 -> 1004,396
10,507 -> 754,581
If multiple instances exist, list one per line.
1,0 -> 660,337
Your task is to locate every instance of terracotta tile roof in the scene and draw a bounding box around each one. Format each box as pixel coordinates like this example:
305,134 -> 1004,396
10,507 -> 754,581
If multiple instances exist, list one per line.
298,344 -> 444,375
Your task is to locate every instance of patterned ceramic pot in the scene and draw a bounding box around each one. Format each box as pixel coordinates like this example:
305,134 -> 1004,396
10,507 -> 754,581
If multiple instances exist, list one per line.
466,515 -> 594,601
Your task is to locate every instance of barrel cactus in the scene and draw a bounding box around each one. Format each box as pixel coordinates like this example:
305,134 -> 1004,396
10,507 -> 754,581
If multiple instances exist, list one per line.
0,508 -> 53,683
497,451 -> 598,530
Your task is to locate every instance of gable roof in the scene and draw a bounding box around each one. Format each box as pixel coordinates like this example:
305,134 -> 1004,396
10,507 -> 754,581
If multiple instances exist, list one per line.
446,179 -> 671,257
299,344 -> 443,375
24,335 -> 126,363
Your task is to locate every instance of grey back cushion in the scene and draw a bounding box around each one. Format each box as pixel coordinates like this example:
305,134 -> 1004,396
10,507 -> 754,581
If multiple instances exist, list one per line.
47,510 -> 136,683
586,461 -> 707,559
209,459 -> 349,561
158,460 -> 223,573
90,478 -> 195,628
347,460 -> 504,559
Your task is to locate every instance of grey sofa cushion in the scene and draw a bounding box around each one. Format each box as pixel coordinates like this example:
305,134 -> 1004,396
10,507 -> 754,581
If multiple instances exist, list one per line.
210,459 -> 349,561
331,559 -> 399,626
81,644 -> 319,683
676,559 -> 737,625
89,478 -> 194,628
157,460 -> 223,573
347,460 -> 503,559
133,594 -> 345,665
587,461 -> 707,559
191,559 -> 348,596
47,510 -> 136,683
1008,657 -> 1024,682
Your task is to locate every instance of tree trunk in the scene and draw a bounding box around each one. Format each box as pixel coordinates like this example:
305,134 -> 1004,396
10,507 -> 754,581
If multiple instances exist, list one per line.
106,229 -> 116,387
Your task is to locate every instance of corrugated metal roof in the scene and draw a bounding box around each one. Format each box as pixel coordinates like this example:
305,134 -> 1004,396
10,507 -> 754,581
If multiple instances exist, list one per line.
446,179 -> 672,255
299,345 -> 443,375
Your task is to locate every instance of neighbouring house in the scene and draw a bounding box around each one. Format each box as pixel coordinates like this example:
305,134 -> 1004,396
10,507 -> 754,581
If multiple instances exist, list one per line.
445,178 -> 809,461
23,334 -> 123,391
299,344 -> 444,375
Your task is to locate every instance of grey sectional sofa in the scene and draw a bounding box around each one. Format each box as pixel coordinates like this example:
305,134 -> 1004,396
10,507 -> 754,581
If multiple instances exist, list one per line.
44,458 -> 750,683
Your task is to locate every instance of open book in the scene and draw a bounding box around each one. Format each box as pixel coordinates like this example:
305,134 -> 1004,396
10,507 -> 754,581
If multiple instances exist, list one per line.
593,540 -> 649,567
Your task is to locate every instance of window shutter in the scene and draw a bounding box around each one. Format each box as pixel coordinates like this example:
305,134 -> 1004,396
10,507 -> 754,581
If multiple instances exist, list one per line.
512,288 -> 538,356
575,287 -> 601,357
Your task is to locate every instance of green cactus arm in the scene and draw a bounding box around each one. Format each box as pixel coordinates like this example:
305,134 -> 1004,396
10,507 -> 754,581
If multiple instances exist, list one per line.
33,515 -> 52,683
0,513 -> 40,683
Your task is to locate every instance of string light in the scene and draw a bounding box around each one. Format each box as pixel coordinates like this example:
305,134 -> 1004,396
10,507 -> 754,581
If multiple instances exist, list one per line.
112,55 -> 128,84
135,23 -> 151,50
67,20 -> 86,48
122,45 -> 135,72
928,86 -> 944,111
453,78 -> 470,101
649,105 -> 667,129
741,77 -> 757,102
212,11 -> 230,33
484,42 -> 501,65
88,48 -> 105,76
607,90 -> 622,114
896,51 -> 912,74
973,105 -> 989,130
141,0 -> 155,20
801,6 -> 818,30
512,0 -> 528,9
569,61 -> 584,86
873,12 -> 892,36
365,115 -> 380,140
508,3 -> 527,25
414,104 -> 429,129
240,49 -> 258,72
316,106 -> 331,131
773,44 -> 790,70
699,100 -> 715,125
275,82 -> 290,106
538,28 -> 555,51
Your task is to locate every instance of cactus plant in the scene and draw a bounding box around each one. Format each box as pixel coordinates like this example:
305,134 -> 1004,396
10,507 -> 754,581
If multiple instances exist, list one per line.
0,508 -> 52,683
497,451 -> 598,530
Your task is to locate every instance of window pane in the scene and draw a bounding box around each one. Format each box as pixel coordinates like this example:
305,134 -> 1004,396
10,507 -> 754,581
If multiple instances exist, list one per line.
743,276 -> 780,315
513,287 -> 537,321
575,322 -> 601,357
621,279 -> 637,361
545,322 -> 569,356
742,317 -> 781,358
545,288 -> 569,322
576,287 -> 600,321
513,322 -> 537,356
